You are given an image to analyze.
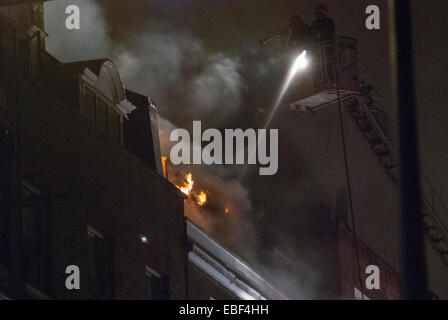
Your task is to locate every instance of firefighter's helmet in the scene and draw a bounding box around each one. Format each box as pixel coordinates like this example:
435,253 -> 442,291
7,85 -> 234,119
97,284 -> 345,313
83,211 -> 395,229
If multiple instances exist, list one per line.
314,4 -> 328,17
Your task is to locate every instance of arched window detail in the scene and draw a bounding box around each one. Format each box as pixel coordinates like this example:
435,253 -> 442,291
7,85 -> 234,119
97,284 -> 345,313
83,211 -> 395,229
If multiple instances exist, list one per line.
79,61 -> 136,144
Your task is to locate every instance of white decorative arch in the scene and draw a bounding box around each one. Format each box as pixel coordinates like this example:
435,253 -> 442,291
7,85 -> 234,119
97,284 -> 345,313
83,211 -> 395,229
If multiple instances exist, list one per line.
81,60 -> 136,117
95,61 -> 126,104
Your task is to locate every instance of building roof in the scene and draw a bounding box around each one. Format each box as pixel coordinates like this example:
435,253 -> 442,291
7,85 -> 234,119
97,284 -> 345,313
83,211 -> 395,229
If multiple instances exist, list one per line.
187,220 -> 289,300
125,89 -> 150,109
59,58 -> 108,77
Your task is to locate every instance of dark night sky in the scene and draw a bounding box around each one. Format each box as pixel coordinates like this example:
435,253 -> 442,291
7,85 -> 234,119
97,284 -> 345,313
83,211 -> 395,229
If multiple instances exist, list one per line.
44,0 -> 448,298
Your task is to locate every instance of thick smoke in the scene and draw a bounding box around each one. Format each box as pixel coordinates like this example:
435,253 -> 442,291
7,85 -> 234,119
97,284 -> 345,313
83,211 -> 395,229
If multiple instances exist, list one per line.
111,22 -> 266,253
158,115 -> 253,253
105,5 -> 318,300
43,0 -> 338,299
141,32 -> 320,297
44,0 -> 110,61
112,25 -> 243,128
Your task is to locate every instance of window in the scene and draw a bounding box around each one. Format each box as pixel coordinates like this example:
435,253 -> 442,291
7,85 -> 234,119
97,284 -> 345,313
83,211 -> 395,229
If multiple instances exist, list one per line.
95,99 -> 108,133
145,266 -> 169,300
0,19 -> 17,64
82,87 -> 96,123
21,183 -> 51,295
108,108 -> 121,143
81,85 -> 122,144
87,226 -> 114,299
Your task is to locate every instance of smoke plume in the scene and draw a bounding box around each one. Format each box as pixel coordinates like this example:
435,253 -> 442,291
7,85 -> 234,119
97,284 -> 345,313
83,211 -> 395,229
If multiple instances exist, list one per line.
43,0 -> 341,299
111,24 -> 244,128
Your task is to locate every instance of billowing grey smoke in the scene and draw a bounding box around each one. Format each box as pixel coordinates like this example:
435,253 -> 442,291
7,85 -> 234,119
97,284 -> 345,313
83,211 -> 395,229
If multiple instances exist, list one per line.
44,0 -> 110,61
114,26 -> 262,254
112,25 -> 243,128
44,0 -> 329,299
158,115 -> 253,250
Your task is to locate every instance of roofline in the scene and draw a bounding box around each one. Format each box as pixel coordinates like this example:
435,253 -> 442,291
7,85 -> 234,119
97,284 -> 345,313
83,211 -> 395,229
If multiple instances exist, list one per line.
186,219 -> 289,300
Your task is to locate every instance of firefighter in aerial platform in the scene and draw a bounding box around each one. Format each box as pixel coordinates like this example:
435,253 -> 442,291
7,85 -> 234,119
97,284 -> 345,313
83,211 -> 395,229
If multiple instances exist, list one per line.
311,4 -> 335,43
311,4 -> 336,81
287,15 -> 315,50
260,14 -> 314,51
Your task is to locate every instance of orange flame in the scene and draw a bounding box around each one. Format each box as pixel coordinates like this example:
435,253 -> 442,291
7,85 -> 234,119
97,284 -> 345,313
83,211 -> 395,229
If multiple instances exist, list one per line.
225,208 -> 230,214
197,191 -> 207,206
161,156 -> 168,178
176,173 -> 207,206
176,173 -> 194,196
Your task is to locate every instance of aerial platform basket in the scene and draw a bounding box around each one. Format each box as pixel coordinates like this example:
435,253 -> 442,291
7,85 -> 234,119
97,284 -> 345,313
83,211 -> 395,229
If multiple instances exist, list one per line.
285,36 -> 359,113
284,36 -> 448,269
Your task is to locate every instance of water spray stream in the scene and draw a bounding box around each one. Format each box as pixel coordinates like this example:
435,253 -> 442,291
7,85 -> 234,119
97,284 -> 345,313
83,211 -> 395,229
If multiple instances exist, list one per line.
238,50 -> 308,180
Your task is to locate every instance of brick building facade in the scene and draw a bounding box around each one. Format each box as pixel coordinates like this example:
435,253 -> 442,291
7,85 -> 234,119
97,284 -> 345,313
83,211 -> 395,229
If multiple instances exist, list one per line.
0,2 -> 187,299
0,1 -> 287,300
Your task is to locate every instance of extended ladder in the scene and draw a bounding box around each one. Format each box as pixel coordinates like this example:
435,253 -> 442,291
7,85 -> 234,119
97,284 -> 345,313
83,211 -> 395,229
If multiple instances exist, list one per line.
343,93 -> 448,266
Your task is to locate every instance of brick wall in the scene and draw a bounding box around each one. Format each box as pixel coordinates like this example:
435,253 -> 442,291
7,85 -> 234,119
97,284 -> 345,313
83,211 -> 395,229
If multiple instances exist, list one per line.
3,71 -> 187,299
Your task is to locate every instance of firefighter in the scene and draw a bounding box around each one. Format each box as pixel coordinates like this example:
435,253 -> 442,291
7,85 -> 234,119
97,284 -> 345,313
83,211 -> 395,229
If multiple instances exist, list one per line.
310,5 -> 336,81
311,4 -> 335,43
287,15 -> 314,50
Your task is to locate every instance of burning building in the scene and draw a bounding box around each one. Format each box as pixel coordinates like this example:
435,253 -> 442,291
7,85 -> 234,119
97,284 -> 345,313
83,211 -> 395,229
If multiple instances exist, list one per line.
0,1 -> 185,299
0,1 -> 287,300
1,0 -> 447,301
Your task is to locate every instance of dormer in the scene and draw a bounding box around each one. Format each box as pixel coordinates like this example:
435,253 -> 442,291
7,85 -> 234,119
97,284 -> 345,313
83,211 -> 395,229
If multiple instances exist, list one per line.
79,60 -> 136,144
77,60 -> 162,174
